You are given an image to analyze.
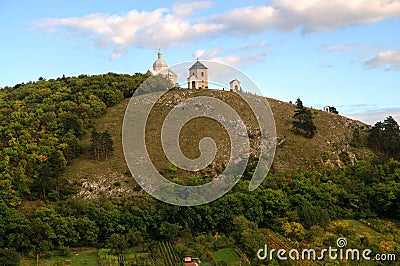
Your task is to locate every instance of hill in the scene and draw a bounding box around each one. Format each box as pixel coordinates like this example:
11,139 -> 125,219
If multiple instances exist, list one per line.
62,88 -> 374,199
1,74 -> 399,264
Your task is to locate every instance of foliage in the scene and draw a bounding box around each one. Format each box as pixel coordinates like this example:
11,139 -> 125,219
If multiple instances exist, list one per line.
106,234 -> 128,256
368,116 -> 400,160
328,106 -> 339,114
0,73 -> 146,205
1,74 -> 399,262
90,129 -> 113,161
135,74 -> 174,95
0,248 -> 20,266
298,202 -> 330,229
0,158 -> 397,259
292,98 -> 317,138
350,127 -> 364,147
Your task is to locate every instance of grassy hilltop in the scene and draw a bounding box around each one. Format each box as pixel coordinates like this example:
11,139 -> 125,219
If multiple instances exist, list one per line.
63,88 -> 373,198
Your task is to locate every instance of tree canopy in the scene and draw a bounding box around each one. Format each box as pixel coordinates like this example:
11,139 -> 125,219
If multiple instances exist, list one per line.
368,116 -> 400,160
0,73 -> 147,205
292,98 -> 317,138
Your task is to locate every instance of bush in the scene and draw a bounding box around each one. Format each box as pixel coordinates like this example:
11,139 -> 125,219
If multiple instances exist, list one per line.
56,245 -> 71,257
0,248 -> 21,266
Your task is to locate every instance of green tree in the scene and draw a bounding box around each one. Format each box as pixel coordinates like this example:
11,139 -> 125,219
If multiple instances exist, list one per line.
328,106 -> 339,114
298,202 -> 330,229
351,127 -> 364,147
292,98 -> 316,138
159,222 -> 182,241
0,248 -> 20,266
136,75 -> 174,95
106,234 -> 128,256
368,116 -> 400,160
90,129 -> 113,160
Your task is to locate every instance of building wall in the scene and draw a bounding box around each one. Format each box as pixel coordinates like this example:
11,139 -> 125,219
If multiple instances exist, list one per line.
230,80 -> 241,92
188,68 -> 208,89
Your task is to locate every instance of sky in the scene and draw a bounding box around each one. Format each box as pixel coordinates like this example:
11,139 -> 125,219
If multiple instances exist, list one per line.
1,0 -> 400,125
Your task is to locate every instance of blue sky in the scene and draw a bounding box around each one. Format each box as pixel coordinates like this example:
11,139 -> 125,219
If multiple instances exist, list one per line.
1,0 -> 400,125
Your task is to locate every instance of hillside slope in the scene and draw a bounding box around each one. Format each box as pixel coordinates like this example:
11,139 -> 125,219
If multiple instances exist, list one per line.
62,89 -> 374,198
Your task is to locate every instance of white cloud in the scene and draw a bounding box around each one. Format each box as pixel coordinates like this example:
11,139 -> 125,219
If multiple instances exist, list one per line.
319,43 -> 358,53
211,6 -> 278,35
194,48 -> 223,59
210,52 -> 267,67
193,45 -> 269,67
34,0 -> 400,59
35,9 -> 168,59
347,107 -> 400,125
272,0 -> 400,33
364,49 -> 400,70
172,1 -> 214,17
234,41 -> 267,51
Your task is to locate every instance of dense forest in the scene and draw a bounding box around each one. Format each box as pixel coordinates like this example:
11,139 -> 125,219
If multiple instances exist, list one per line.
0,74 -> 399,265
0,73 -> 148,206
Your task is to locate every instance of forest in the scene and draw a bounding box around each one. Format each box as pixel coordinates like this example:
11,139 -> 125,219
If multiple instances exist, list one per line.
0,73 -> 399,265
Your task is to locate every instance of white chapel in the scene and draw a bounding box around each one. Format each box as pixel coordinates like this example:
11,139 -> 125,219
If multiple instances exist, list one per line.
147,49 -> 178,85
187,60 -> 209,89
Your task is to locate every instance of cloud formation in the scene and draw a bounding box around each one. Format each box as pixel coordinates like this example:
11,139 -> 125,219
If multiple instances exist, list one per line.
172,1 -> 214,17
209,52 -> 268,67
364,49 -> 400,70
34,0 -> 400,59
318,43 -> 358,53
271,0 -> 400,33
193,43 -> 269,67
347,107 -> 400,125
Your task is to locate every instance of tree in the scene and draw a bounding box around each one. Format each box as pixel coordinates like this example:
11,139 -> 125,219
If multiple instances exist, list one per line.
90,129 -> 114,160
328,106 -> 339,114
368,116 -> 400,160
106,234 -> 128,256
35,150 -> 67,198
158,222 -> 182,241
292,98 -> 317,138
136,75 -> 174,95
351,127 -> 363,147
0,248 -> 20,266
298,202 -> 330,229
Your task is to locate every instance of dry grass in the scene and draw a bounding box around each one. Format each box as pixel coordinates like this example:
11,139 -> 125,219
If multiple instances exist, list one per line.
63,89 -> 374,198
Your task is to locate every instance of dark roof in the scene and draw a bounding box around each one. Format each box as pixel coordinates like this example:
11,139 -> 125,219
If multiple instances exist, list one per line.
189,60 -> 208,70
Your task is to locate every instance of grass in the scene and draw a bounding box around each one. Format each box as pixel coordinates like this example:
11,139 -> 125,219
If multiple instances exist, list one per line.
62,89 -> 374,198
21,248 -> 98,266
212,248 -> 241,266
344,219 -> 381,238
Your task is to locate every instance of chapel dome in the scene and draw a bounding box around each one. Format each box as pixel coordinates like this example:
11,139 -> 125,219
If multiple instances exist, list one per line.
153,50 -> 168,71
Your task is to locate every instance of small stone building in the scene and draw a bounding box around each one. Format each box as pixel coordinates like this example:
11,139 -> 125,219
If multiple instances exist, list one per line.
230,79 -> 241,92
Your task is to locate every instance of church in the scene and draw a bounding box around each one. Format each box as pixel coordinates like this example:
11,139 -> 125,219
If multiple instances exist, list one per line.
146,49 -> 178,86
187,60 -> 209,89
147,50 -> 241,92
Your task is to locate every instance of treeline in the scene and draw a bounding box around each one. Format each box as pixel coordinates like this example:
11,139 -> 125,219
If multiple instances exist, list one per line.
368,116 -> 400,160
0,159 -> 398,259
0,73 -> 148,205
351,115 -> 400,161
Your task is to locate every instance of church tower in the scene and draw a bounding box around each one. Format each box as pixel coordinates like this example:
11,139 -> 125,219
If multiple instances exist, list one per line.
187,60 -> 208,89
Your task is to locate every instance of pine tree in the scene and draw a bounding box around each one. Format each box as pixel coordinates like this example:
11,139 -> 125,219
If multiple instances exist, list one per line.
90,129 -> 113,160
329,106 -> 339,114
292,98 -> 317,138
368,116 -> 400,160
